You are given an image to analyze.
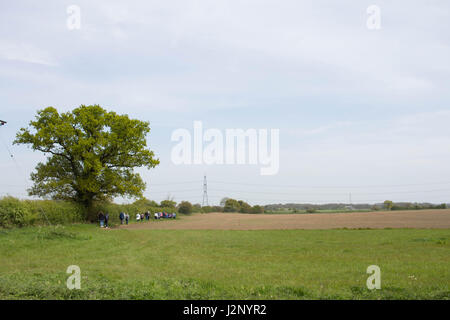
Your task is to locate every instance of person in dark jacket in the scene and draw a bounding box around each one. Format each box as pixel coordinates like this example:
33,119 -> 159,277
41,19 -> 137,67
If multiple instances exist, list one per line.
119,212 -> 125,224
105,213 -> 110,228
98,211 -> 105,228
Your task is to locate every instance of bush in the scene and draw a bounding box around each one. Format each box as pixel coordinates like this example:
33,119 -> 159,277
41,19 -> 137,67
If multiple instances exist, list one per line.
306,208 -> 316,213
25,200 -> 85,224
0,197 -> 28,227
201,206 -> 223,213
178,201 -> 193,214
239,202 -> 253,213
252,205 -> 264,214
160,200 -> 177,208
0,197 -> 178,227
224,199 -> 241,212
0,197 -> 85,228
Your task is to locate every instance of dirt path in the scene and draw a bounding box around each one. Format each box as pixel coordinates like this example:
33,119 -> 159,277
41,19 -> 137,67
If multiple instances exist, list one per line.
121,209 -> 450,230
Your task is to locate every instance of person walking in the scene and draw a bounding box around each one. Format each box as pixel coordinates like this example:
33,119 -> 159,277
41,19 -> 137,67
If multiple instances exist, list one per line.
98,211 -> 105,228
119,212 -> 125,224
105,212 -> 110,228
136,213 -> 141,222
125,213 -> 129,225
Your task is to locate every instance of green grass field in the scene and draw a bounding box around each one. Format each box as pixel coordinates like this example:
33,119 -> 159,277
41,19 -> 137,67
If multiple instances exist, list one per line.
0,224 -> 449,299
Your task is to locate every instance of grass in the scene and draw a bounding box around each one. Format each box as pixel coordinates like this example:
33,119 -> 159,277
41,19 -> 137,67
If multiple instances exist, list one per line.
0,224 -> 449,299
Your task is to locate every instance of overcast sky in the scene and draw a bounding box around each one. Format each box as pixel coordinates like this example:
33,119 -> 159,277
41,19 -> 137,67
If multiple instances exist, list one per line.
1,1 -> 450,205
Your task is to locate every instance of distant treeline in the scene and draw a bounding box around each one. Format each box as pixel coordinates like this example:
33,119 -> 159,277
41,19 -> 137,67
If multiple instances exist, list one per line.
264,202 -> 448,212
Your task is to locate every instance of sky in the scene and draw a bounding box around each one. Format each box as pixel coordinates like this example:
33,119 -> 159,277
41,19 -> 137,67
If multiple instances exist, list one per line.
1,0 -> 450,205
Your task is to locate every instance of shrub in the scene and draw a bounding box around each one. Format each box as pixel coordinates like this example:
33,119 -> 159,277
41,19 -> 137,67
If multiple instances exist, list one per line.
178,201 -> 193,214
239,202 -> 253,213
0,197 -> 85,227
224,199 -> 241,212
192,204 -> 202,213
306,208 -> 316,213
252,205 -> 264,214
160,200 -> 177,208
0,197 -> 28,227
0,197 -> 179,227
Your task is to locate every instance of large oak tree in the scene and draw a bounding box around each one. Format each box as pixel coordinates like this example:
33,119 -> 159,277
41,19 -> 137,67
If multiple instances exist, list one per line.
14,105 -> 159,215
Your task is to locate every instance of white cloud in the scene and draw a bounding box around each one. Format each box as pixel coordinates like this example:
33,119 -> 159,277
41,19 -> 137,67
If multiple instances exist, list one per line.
0,41 -> 57,66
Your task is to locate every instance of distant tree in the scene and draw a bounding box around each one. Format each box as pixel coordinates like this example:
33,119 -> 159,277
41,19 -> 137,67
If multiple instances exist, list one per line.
371,205 -> 380,211
201,205 -> 213,213
160,200 -> 176,208
133,198 -> 159,208
306,208 -> 316,213
220,197 -> 229,207
383,200 -> 394,210
210,206 -> 223,213
252,205 -> 264,214
14,105 -> 159,218
224,198 -> 240,212
178,201 -> 193,214
238,201 -> 252,213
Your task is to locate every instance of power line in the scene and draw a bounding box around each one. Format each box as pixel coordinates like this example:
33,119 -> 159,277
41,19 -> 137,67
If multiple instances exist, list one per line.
209,180 -> 450,189
148,180 -> 202,186
207,187 -> 450,197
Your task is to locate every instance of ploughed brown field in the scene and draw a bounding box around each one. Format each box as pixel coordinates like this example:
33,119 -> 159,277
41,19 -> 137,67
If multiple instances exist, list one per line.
122,209 -> 450,230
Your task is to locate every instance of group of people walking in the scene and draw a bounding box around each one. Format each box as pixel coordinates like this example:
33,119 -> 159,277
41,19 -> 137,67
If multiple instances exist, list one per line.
135,211 -> 151,222
98,210 -> 176,227
98,211 -> 110,228
119,211 -> 130,225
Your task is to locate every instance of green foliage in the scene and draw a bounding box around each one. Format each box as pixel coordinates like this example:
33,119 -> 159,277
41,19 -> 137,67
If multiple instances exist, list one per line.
238,200 -> 252,213
132,198 -> 159,208
160,200 -> 176,208
26,199 -> 85,224
200,206 -> 213,213
0,197 -> 28,227
0,197 -> 84,227
0,197 -> 176,227
224,198 -> 241,212
201,206 -> 223,213
384,200 -> 394,210
252,205 -> 264,214
223,198 -> 263,213
178,201 -> 193,214
306,208 -> 316,213
14,105 -> 159,211
191,204 -> 203,213
219,197 -> 229,207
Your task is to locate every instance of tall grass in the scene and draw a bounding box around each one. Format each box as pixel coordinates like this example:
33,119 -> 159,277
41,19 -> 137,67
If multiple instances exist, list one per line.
0,197 -> 84,227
